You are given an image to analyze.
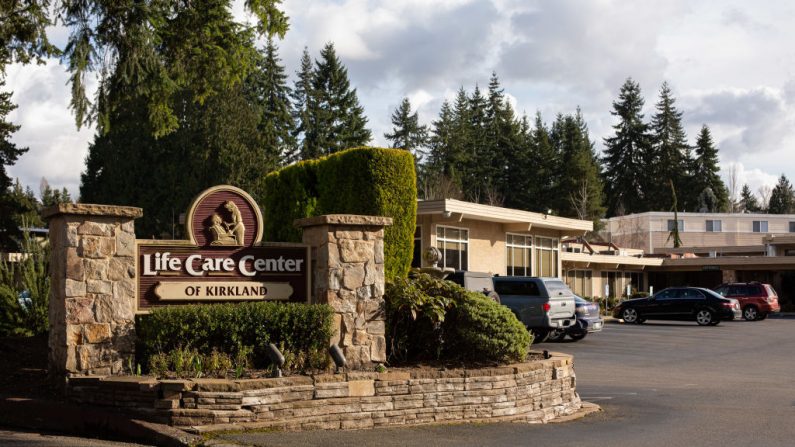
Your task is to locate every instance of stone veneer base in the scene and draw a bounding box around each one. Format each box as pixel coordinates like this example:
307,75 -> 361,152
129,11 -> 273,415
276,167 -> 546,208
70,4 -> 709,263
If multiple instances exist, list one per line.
66,353 -> 581,433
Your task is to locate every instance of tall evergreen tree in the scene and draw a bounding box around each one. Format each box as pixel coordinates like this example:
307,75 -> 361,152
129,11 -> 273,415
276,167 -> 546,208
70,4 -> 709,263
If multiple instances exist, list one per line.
602,78 -> 653,216
60,0 -> 289,137
247,39 -> 297,166
739,184 -> 760,213
692,125 -> 729,211
292,47 -> 317,160
0,82 -> 27,249
303,43 -> 371,158
81,14 -> 280,238
768,174 -> 795,214
550,111 -> 605,224
649,82 -> 691,210
483,73 -> 521,203
384,97 -> 428,156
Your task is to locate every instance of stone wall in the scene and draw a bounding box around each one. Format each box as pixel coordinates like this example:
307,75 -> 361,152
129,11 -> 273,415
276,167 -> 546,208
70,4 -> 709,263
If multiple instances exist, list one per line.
67,354 -> 581,431
44,204 -> 143,379
295,215 -> 393,369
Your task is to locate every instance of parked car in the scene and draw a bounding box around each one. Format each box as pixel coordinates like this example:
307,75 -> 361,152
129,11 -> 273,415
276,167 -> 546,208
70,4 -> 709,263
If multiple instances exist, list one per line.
492,277 -> 576,343
548,295 -> 603,342
713,282 -> 780,321
612,287 -> 741,326
446,270 -> 500,303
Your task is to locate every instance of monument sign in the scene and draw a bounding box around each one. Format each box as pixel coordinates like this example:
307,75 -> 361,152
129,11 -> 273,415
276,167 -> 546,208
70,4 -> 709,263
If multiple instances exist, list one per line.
136,185 -> 310,310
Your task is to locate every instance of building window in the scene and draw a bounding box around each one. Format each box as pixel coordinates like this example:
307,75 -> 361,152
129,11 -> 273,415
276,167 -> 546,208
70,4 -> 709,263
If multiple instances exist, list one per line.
436,225 -> 468,271
667,219 -> 684,232
411,226 -> 422,268
706,220 -> 722,232
789,222 -> 795,233
566,270 -> 592,296
506,234 -> 532,276
753,221 -> 768,233
534,237 -> 559,277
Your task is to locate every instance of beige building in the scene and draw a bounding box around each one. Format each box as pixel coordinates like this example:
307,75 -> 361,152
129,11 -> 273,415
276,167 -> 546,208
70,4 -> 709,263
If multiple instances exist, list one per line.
415,199 -> 592,277
602,211 -> 795,254
414,200 -> 660,299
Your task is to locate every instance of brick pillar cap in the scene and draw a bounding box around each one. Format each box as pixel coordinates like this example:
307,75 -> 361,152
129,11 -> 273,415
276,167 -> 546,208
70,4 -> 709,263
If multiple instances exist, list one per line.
294,214 -> 393,228
42,203 -> 144,220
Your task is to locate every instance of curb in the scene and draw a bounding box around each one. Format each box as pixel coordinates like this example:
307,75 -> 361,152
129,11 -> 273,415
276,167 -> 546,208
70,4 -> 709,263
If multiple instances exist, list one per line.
0,396 -> 200,446
548,401 -> 602,424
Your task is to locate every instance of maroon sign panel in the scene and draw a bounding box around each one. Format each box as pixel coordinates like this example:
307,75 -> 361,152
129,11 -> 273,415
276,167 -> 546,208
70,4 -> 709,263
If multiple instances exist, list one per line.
136,185 -> 310,311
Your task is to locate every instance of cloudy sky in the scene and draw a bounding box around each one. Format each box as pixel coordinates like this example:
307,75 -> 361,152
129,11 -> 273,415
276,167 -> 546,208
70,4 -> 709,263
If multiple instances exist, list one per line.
5,0 -> 795,201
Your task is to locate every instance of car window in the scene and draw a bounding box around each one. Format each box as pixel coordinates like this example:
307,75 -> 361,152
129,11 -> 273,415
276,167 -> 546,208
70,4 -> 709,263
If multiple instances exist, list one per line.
714,286 -> 728,296
466,276 -> 494,292
544,280 -> 574,297
750,285 -> 764,296
656,289 -> 678,300
728,285 -> 744,296
494,281 -> 540,296
765,285 -> 778,297
679,289 -> 704,299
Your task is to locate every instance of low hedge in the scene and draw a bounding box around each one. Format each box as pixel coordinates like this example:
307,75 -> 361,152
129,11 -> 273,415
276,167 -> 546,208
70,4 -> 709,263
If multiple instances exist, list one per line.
135,302 -> 334,373
260,147 -> 417,281
385,273 -> 531,364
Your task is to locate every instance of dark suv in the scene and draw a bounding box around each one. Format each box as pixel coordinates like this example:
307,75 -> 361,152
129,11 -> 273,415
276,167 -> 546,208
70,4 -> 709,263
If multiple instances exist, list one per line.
713,282 -> 780,321
612,287 -> 741,326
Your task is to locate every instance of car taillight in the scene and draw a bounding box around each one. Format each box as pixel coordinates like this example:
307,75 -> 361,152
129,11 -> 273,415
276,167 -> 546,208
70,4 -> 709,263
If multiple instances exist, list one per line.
722,302 -> 735,309
543,303 -> 551,312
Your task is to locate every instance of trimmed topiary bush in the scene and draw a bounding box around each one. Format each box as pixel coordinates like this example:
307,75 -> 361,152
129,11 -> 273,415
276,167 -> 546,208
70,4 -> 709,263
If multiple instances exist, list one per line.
260,147 -> 417,281
135,302 -> 334,373
385,273 -> 531,364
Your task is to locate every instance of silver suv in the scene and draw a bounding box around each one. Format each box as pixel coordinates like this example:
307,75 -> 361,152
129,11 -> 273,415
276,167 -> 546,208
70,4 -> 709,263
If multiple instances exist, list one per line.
493,277 -> 577,343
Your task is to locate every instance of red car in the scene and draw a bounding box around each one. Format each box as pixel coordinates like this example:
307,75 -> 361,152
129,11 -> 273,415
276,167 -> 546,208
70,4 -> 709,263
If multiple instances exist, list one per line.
713,282 -> 780,321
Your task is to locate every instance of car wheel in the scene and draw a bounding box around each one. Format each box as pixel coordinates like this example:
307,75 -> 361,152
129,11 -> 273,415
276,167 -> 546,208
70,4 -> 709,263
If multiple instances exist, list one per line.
696,309 -> 715,326
530,328 -> 550,344
622,307 -> 639,324
547,329 -> 566,342
569,332 -> 587,341
742,305 -> 759,321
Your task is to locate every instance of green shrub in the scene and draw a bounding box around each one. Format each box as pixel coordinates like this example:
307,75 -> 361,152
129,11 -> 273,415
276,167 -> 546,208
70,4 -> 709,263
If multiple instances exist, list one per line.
0,230 -> 49,337
260,147 -> 417,281
135,302 -> 334,373
385,273 -> 531,364
445,295 -> 532,363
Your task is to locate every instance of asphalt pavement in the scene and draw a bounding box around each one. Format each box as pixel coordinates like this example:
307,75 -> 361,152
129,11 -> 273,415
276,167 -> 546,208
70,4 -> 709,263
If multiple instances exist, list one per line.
218,316 -> 795,447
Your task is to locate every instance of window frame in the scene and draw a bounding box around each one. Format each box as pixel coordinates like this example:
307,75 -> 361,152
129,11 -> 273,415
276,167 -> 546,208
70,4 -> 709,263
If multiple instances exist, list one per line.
435,225 -> 470,271
506,233 -> 533,277
752,220 -> 769,233
411,226 -> 423,268
706,220 -> 722,232
667,219 -> 685,232
534,236 -> 559,277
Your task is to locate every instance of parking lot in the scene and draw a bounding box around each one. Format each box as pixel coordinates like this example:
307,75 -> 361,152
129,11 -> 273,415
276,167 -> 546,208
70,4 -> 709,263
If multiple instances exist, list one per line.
220,316 -> 795,447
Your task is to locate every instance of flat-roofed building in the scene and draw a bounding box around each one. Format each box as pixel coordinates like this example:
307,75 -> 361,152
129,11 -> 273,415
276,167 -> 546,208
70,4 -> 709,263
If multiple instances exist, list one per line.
602,212 -> 795,254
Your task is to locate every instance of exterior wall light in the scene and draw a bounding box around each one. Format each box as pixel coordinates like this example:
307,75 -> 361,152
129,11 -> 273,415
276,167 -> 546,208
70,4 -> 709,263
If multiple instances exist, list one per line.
329,345 -> 347,374
265,343 -> 285,378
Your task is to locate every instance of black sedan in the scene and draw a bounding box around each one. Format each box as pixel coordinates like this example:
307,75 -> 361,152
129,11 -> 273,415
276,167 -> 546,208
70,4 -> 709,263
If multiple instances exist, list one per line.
548,295 -> 603,342
612,287 -> 741,326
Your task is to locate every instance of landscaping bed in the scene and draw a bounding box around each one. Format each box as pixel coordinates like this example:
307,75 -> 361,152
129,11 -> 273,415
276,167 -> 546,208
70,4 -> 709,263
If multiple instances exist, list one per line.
66,352 -> 581,432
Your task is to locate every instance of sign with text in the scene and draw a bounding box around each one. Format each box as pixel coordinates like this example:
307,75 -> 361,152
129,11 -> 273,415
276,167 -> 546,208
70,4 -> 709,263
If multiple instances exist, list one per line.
136,185 -> 310,310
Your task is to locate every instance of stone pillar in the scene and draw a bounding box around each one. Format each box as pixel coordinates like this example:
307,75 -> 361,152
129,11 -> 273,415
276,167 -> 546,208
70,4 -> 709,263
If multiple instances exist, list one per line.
44,204 -> 142,380
295,215 -> 392,369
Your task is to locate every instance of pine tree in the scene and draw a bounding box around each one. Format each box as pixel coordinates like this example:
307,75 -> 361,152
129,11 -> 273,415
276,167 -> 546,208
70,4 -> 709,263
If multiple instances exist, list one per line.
768,174 -> 795,214
0,82 -> 28,249
550,111 -> 605,224
692,125 -> 729,212
649,82 -> 691,210
305,43 -> 371,158
292,47 -> 317,160
483,73 -> 521,204
602,78 -> 653,216
39,178 -> 72,208
247,39 -> 297,166
739,184 -> 760,213
464,85 -> 489,201
384,97 -> 428,157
